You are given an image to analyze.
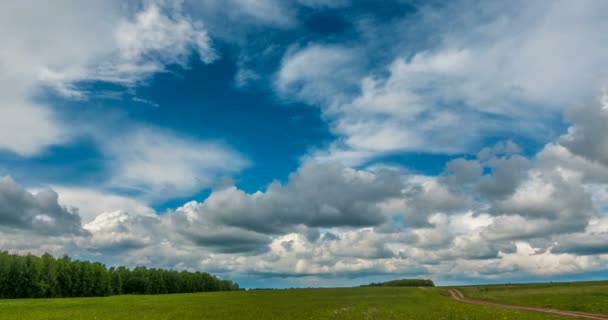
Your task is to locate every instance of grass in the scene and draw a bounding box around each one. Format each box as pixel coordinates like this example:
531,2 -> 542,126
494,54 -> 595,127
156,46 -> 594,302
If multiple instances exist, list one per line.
0,287 -> 568,320
457,281 -> 608,314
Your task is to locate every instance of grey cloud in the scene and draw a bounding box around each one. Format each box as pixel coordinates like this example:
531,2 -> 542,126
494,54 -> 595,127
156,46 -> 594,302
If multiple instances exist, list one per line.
476,154 -> 530,200
321,232 -> 340,241
0,176 -> 85,235
560,98 -> 608,166
165,162 -> 403,254
490,171 -> 594,237
394,142 -> 529,228
408,217 -> 453,250
551,233 -> 608,255
186,230 -> 271,254
176,162 -> 403,236
537,144 -> 608,184
169,204 -> 272,254
442,158 -> 483,187
448,237 -> 514,260
333,240 -> 395,260
304,228 -> 321,243
401,180 -> 470,227
280,240 -> 294,251
476,141 -> 522,162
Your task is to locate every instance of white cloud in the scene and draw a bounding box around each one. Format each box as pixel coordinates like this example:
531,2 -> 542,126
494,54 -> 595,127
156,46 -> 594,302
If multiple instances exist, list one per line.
277,0 -> 608,165
3,135 -> 608,283
3,0 -> 608,285
0,102 -> 69,157
82,210 -> 161,253
104,127 -> 249,199
54,187 -> 155,223
0,1 -> 217,156
276,45 -> 361,106
0,0 -> 122,155
40,2 -> 217,97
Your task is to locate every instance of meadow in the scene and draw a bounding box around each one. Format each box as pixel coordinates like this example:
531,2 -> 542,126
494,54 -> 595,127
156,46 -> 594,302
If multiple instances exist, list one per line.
0,287 -> 570,320
457,281 -> 608,315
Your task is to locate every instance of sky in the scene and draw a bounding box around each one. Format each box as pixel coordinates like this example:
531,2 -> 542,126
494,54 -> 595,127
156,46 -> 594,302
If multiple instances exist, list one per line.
1,0 -> 607,288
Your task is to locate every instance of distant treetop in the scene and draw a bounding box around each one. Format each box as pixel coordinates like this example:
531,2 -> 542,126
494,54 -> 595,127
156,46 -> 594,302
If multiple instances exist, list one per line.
361,279 -> 435,287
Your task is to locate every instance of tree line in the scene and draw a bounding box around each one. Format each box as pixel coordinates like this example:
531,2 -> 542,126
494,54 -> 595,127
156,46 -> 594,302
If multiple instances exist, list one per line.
361,278 -> 435,287
0,251 -> 239,299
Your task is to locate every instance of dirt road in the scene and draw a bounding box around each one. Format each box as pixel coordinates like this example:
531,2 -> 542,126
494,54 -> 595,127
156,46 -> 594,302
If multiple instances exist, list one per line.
446,289 -> 608,320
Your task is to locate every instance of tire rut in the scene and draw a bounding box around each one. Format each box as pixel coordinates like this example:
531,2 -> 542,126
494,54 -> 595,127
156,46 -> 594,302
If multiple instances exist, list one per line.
446,289 -> 608,320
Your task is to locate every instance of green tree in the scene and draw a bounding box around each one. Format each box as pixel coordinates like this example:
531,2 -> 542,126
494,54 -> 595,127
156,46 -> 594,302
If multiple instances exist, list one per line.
0,252 -> 240,298
41,253 -> 59,297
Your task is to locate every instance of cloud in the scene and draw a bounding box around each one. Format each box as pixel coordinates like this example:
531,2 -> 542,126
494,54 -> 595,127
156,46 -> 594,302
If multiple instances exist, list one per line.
3,133 -> 607,283
40,2 -> 217,97
188,0 -> 295,32
104,126 -> 249,199
82,210 -> 160,253
297,0 -> 349,8
552,233 -> 608,256
551,217 -> 608,255
2,0 -> 608,285
169,162 -> 403,239
537,144 -> 608,184
0,176 -> 85,235
276,0 -> 608,165
54,187 -> 155,223
559,93 -> 608,166
442,158 -> 483,186
184,228 -> 272,255
0,0 -> 122,155
276,45 -> 361,106
0,1 -> 217,156
0,101 -> 69,157
476,154 -> 530,201
397,176 -> 470,227
0,1 -> 246,203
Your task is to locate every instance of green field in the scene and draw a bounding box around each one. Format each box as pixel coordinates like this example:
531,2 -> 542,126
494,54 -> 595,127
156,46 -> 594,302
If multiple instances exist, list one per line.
457,281 -> 608,315
0,287 -> 570,320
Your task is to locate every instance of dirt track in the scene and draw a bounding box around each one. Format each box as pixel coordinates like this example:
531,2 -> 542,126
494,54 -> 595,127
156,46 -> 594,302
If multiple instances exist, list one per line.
446,289 -> 608,320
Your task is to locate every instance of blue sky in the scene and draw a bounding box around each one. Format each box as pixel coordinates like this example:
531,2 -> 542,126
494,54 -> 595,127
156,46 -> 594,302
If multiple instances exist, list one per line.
1,0 -> 608,288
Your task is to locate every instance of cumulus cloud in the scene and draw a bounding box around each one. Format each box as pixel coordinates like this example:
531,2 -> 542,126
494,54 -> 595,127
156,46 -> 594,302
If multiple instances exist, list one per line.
476,154 -> 530,201
551,233 -> 608,256
0,176 -> 85,235
395,176 -> 470,227
3,135 -> 607,284
6,133 -> 602,284
54,187 -> 155,224
3,0 -> 608,286
169,162 -> 403,240
559,93 -> 608,166
82,210 -> 160,253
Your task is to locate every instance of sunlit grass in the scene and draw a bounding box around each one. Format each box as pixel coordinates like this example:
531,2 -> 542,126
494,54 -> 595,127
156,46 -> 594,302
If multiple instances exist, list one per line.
457,281 -> 608,314
0,287 -> 568,319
